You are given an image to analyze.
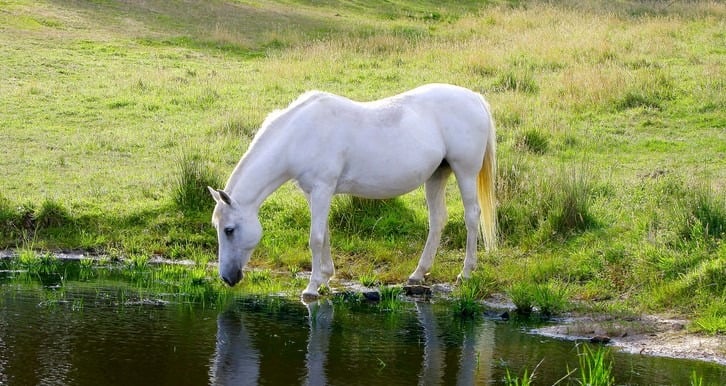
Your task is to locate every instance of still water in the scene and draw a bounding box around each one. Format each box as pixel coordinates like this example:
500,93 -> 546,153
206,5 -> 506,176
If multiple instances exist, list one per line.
0,266 -> 724,385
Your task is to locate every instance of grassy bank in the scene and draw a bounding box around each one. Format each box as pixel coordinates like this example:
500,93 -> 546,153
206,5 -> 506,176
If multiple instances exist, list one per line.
1,0 -> 724,332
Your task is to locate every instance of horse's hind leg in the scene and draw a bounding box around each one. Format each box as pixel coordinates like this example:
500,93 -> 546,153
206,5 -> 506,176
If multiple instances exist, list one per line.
409,166 -> 452,284
455,175 -> 481,281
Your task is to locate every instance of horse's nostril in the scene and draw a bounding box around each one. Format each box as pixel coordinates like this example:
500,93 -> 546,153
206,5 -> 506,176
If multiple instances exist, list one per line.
221,269 -> 243,287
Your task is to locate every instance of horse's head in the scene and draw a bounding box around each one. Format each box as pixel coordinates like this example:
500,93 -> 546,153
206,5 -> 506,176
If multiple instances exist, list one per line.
208,187 -> 262,286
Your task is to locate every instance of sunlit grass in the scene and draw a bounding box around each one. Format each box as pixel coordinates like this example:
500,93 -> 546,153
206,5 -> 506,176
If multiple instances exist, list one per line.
379,285 -> 405,312
576,344 -> 615,386
0,0 -> 724,321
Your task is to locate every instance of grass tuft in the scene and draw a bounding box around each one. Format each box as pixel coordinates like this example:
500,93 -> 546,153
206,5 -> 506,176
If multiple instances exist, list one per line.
358,270 -> 379,287
548,167 -> 597,235
379,285 -> 404,312
678,184 -> 726,242
508,282 -> 536,315
533,281 -> 570,317
504,367 -> 535,386
515,129 -> 549,154
329,196 -> 424,238
172,148 -> 224,213
576,344 -> 615,386
493,70 -> 539,94
35,199 -> 71,229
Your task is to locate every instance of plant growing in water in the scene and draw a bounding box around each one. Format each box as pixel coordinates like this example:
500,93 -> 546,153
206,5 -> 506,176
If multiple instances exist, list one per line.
503,359 -> 542,386
379,285 -> 404,312
452,272 -> 495,317
504,367 -> 534,386
575,344 -> 615,386
689,370 -> 704,386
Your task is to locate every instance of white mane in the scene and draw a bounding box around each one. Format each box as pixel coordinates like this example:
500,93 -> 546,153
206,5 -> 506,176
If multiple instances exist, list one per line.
251,90 -> 332,144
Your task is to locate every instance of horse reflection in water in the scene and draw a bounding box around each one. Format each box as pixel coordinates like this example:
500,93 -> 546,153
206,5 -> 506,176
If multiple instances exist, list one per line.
210,300 -> 493,385
209,301 -> 333,386
209,309 -> 260,385
303,300 -> 333,386
416,302 -> 494,385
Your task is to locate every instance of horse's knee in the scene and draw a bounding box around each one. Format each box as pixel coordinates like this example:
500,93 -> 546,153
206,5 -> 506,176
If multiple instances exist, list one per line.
309,231 -> 326,251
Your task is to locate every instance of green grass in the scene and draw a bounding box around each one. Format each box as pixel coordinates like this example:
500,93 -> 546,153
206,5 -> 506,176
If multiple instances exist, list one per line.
358,270 -> 380,287
508,282 -> 536,315
453,270 -> 497,316
1,0 -> 725,328
379,285 -> 405,312
504,366 -> 536,386
576,344 -> 615,386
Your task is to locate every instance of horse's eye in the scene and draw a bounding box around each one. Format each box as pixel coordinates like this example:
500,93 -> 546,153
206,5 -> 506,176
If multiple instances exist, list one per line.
224,227 -> 235,236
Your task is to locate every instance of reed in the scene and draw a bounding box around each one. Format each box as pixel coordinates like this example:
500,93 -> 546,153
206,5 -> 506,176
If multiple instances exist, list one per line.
576,344 -> 615,386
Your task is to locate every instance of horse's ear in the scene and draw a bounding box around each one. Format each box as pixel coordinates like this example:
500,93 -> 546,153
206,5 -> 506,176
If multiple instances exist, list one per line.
217,190 -> 233,206
208,186 -> 221,203
208,187 -> 234,206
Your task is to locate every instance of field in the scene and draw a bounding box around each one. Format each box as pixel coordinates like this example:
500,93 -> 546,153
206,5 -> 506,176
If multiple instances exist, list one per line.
1,0 -> 724,332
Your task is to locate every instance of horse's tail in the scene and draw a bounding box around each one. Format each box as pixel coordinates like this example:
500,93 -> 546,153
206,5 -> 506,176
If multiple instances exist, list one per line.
477,95 -> 497,251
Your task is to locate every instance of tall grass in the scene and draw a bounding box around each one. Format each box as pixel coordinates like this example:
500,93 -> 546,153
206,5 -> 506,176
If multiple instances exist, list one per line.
172,148 -> 224,214
515,129 -> 549,154
678,184 -> 726,242
379,285 -> 404,312
691,299 -> 726,335
548,167 -> 597,235
504,367 -> 535,386
35,199 -> 72,229
508,282 -> 536,315
576,344 -> 615,386
533,281 -> 571,317
507,281 -> 570,317
497,162 -> 596,244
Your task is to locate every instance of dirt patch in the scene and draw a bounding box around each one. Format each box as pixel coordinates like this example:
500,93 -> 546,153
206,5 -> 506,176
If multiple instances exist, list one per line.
531,313 -> 726,366
471,292 -> 726,365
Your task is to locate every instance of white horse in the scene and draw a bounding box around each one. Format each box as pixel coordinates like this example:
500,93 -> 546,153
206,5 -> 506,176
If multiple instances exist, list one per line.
208,83 -> 497,299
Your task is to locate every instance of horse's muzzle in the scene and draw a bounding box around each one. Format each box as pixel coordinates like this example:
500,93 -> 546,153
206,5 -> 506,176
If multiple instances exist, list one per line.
221,269 -> 243,287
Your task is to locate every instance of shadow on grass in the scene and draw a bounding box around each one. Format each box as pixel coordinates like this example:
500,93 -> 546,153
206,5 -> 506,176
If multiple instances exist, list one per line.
0,194 -> 217,256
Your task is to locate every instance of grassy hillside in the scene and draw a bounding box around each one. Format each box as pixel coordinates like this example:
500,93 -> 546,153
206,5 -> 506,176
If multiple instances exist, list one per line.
1,0 -> 724,331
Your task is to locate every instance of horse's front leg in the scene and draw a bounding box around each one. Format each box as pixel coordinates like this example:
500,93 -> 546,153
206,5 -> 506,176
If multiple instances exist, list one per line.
302,188 -> 335,301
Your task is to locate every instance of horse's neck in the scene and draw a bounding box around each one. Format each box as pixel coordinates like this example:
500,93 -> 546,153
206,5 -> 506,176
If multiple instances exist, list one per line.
225,145 -> 290,209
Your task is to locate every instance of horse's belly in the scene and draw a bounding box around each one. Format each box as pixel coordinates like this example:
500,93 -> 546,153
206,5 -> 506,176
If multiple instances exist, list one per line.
335,153 -> 442,199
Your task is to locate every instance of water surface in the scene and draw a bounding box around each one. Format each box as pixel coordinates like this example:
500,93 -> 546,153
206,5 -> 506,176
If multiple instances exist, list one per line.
1,263 -> 724,385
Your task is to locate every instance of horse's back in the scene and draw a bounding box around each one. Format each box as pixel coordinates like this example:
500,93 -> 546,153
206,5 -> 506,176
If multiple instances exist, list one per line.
281,84 -> 492,198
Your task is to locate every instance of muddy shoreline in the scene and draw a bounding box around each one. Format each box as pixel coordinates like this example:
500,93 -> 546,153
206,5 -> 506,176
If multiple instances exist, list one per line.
531,313 -> 726,366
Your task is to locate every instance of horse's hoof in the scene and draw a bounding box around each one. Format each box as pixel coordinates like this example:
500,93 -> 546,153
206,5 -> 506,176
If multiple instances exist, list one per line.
301,291 -> 319,303
407,277 -> 424,285
403,284 -> 431,297
456,274 -> 470,284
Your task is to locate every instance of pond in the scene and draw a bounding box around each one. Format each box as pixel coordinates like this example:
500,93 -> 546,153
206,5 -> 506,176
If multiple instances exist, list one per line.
1,259 -> 724,385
